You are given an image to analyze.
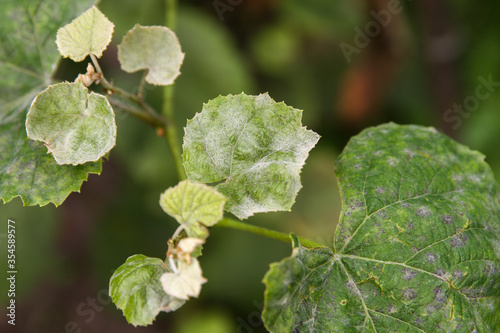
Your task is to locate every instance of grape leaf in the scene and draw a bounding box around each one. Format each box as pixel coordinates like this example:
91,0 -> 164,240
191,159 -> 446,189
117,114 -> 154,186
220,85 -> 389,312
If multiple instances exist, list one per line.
109,254 -> 185,327
182,93 -> 320,219
0,0 -> 101,206
0,0 -> 95,119
117,24 -> 184,86
262,124 -> 500,332
26,81 -> 117,165
159,180 -> 227,239
56,5 -> 114,62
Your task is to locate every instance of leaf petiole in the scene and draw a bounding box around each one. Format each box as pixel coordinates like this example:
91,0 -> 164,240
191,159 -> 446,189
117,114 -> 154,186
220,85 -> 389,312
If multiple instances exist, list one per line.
89,54 -> 167,129
214,218 -> 328,249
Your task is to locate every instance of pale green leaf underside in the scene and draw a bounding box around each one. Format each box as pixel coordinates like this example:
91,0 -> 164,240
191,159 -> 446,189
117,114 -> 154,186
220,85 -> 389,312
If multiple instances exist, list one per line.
117,25 -> 184,86
26,82 -> 116,165
160,258 -> 206,300
109,254 -> 185,327
159,180 -> 227,239
56,5 -> 114,62
0,0 -> 101,206
182,93 -> 320,219
263,124 -> 500,332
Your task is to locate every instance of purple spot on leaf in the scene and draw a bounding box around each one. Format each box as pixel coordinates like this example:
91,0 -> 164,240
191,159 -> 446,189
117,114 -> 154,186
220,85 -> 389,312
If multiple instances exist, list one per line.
416,206 -> 432,217
453,270 -> 463,279
402,288 -> 416,301
450,233 -> 467,247
425,252 -> 437,263
441,215 -> 453,225
402,268 -> 416,281
434,287 -> 446,304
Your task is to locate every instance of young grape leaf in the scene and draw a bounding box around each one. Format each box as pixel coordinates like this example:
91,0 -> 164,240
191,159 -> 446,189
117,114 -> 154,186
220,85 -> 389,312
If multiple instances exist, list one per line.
159,180 -> 227,239
262,124 -> 500,332
26,81 -> 117,165
0,0 -> 101,206
109,254 -> 186,327
117,25 -> 184,86
56,6 -> 114,62
182,93 -> 320,219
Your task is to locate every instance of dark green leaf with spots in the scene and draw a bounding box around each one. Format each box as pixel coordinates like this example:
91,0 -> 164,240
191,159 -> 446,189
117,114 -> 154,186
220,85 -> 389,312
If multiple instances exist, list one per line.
263,124 -> 500,332
0,0 -> 101,206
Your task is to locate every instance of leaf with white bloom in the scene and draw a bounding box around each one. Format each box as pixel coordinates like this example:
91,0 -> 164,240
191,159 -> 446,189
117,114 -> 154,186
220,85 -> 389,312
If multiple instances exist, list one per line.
26,82 -> 116,165
159,180 -> 227,239
109,254 -> 185,327
56,6 -> 114,62
0,0 -> 99,206
118,25 -> 184,85
183,93 -> 320,219
160,258 -> 207,300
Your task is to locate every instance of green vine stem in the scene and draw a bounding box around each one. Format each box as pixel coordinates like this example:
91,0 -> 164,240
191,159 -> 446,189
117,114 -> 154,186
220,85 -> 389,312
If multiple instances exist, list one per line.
163,0 -> 186,181
215,218 -> 328,249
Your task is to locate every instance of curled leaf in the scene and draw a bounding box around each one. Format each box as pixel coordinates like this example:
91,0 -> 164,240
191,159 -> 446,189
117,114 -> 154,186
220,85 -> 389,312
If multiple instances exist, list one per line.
0,0 -> 99,206
160,258 -> 207,301
26,82 -> 116,165
178,238 -> 205,254
117,25 -> 184,85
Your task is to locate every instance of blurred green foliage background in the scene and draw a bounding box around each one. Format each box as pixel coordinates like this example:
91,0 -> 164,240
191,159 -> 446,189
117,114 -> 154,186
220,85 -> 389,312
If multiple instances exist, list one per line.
1,0 -> 500,332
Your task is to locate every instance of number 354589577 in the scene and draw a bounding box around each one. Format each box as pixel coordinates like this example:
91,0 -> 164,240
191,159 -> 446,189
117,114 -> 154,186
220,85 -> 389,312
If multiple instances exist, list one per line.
7,220 -> 16,266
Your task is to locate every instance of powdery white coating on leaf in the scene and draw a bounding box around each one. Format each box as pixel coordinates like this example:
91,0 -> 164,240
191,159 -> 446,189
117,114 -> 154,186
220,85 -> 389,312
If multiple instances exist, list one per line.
262,123 -> 500,332
160,258 -> 207,300
109,254 -> 186,327
117,25 -> 184,85
0,0 -> 100,207
159,180 -> 227,238
26,82 -> 117,165
182,93 -> 320,219
0,118 -> 102,206
56,6 -> 114,62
